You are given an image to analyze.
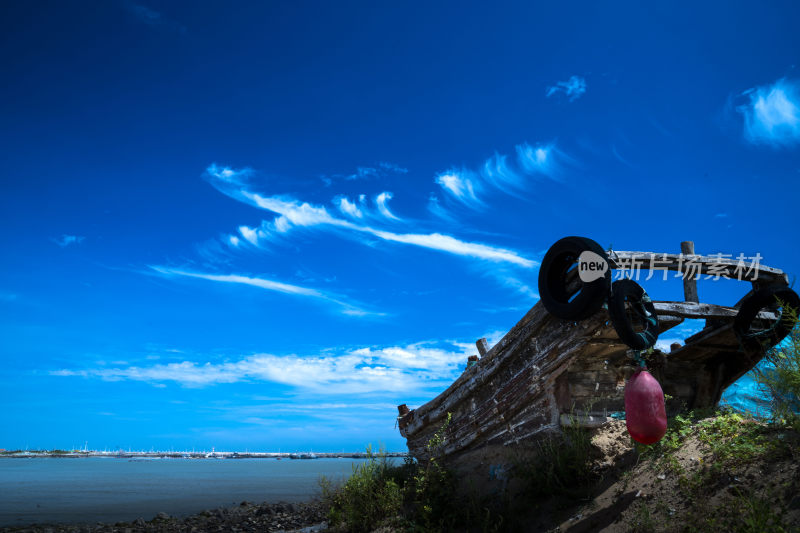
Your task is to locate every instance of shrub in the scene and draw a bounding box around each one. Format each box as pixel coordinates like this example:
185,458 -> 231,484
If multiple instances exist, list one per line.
411,413 -> 459,530
320,413 -> 509,532
320,444 -> 403,532
511,418 -> 596,500
751,308 -> 800,430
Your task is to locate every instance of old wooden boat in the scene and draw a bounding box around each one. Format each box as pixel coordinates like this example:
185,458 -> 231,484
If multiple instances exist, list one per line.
396,238 -> 798,474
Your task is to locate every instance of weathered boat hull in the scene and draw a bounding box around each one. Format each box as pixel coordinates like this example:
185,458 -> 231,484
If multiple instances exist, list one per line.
397,299 -> 767,469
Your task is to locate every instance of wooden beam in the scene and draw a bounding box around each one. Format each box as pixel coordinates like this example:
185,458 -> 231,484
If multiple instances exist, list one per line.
681,241 -> 699,303
606,250 -> 787,285
476,338 -> 489,357
653,301 -> 778,321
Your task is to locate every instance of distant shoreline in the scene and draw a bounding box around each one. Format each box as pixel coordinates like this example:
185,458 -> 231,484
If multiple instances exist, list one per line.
0,451 -> 407,459
0,453 -> 375,526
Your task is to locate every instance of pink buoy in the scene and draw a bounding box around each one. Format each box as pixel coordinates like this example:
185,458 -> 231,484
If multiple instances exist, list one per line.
624,368 -> 667,445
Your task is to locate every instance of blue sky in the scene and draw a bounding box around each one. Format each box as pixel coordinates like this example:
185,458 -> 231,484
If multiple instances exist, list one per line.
1,1 -> 799,452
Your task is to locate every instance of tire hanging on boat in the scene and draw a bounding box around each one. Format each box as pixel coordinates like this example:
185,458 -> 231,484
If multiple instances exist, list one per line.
608,279 -> 660,350
624,367 -> 668,445
734,285 -> 800,350
537,236 -> 611,320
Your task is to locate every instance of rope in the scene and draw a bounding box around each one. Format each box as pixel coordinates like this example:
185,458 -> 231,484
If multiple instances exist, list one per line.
632,350 -> 647,369
628,292 -> 658,348
743,306 -> 786,339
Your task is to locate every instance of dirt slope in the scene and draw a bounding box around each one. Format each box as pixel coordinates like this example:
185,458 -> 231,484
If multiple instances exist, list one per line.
556,417 -> 800,533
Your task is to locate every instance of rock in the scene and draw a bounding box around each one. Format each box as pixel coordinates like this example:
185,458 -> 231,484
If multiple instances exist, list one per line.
155,511 -> 170,520
133,518 -> 145,526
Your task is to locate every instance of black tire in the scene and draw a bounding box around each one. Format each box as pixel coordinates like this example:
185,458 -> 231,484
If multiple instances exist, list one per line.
608,279 -> 660,350
538,236 -> 611,320
734,285 -> 800,350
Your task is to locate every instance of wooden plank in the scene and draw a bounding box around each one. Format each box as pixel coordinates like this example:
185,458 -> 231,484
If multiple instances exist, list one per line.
653,301 -> 778,321
607,250 -> 787,284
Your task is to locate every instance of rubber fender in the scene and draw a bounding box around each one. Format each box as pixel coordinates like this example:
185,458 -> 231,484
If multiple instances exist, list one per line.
537,236 -> 611,320
734,285 -> 800,351
624,368 -> 667,445
608,279 -> 660,351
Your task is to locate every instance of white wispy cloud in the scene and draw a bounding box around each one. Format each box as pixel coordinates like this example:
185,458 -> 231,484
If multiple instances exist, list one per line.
610,144 -> 635,169
335,196 -> 363,219
434,142 -> 567,208
490,271 -> 539,300
738,77 -> 800,147
435,171 -> 482,207
375,192 -> 400,220
515,142 -> 563,178
655,337 -> 684,353
546,75 -> 587,102
481,153 -> 524,195
378,162 -> 408,174
243,193 -> 343,229
367,230 -> 535,267
234,218 -> 288,247
193,237 -> 237,266
349,166 -> 380,180
207,163 -> 254,184
51,340 -> 475,394
53,235 -> 85,247
238,226 -> 260,245
321,161 -> 409,183
205,165 -> 535,267
149,266 -> 380,317
655,321 -> 706,353
426,194 -> 457,223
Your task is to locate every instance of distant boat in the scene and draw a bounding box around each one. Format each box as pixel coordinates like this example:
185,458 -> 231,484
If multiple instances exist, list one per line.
289,452 -> 317,459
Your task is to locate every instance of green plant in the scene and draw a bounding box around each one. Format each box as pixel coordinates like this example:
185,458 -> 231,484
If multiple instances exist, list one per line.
320,414 -> 486,532
411,413 -> 461,530
751,309 -> 800,430
687,488 -> 791,533
639,410 -> 697,474
733,488 -> 789,533
512,417 -> 596,500
320,444 -> 403,532
695,413 -> 777,466
628,501 -> 656,533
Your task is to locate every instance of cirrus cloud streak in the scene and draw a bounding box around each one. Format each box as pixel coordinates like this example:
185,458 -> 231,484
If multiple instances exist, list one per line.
149,266 -> 381,317
205,166 -> 536,268
51,340 -> 475,395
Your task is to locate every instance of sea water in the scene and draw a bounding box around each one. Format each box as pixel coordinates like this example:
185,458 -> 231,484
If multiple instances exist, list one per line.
0,457 -> 371,526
